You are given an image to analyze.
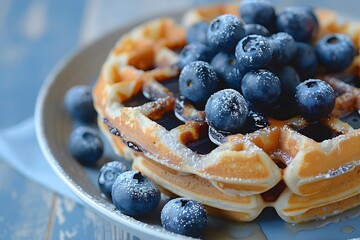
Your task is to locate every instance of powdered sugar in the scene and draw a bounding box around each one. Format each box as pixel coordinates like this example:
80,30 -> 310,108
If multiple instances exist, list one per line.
313,160 -> 360,180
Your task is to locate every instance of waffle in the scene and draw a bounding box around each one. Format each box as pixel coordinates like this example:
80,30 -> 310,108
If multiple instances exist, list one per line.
92,4 -> 360,223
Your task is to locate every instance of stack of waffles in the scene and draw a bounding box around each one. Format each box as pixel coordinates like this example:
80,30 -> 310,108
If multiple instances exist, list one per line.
93,3 -> 360,223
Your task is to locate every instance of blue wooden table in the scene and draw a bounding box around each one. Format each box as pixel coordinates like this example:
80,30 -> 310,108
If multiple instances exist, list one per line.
0,0 -> 359,239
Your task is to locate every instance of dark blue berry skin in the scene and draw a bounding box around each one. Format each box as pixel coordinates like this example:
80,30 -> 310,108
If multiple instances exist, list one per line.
98,161 -> 127,197
244,23 -> 270,37
205,89 -> 249,133
241,69 -> 281,108
239,0 -> 276,32
161,198 -> 207,238
186,21 -> 209,44
210,52 -> 246,91
269,32 -> 297,66
235,34 -> 273,70
300,6 -> 319,35
269,101 -> 299,120
64,85 -> 97,123
267,66 -> 300,119
179,61 -> 219,106
177,43 -> 215,69
111,171 -> 160,217
276,7 -> 318,42
292,42 -> 318,80
275,65 -> 301,101
207,14 -> 245,53
315,33 -> 355,73
68,126 -> 104,165
295,79 -> 336,121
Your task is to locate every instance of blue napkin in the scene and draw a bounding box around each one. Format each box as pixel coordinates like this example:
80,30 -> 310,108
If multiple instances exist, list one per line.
0,117 -> 81,204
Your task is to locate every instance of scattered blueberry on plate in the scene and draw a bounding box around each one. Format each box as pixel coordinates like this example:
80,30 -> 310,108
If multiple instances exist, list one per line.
161,198 -> 208,238
98,161 -> 128,197
111,171 -> 161,217
67,126 -> 104,165
64,85 -> 97,123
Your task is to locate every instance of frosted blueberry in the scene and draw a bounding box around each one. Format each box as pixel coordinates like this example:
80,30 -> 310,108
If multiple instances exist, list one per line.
205,89 -> 249,133
111,171 -> 160,217
295,79 -> 336,121
207,14 -> 245,52
161,198 -> 207,238
179,61 -> 219,106
98,161 -> 127,197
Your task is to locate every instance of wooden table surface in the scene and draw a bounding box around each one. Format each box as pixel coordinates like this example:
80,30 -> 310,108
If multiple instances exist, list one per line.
0,0 -> 359,239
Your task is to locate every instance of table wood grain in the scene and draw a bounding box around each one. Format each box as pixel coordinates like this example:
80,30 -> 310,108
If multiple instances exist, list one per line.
0,160 -> 127,240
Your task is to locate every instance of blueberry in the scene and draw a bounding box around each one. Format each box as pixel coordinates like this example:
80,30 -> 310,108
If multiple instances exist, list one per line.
67,126 -> 104,165
177,43 -> 215,69
276,7 -> 318,42
295,79 -> 336,121
64,85 -> 97,123
269,101 -> 299,120
299,6 -> 319,35
292,42 -> 318,79
161,198 -> 207,238
111,171 -> 160,217
235,34 -> 273,70
205,89 -> 249,133
244,23 -> 270,36
179,61 -> 219,106
269,32 -> 297,66
241,69 -> 281,108
239,0 -> 276,32
186,21 -> 209,44
268,66 -> 300,119
98,161 -> 127,197
275,65 -> 301,101
315,33 -> 355,73
207,14 -> 245,53
210,52 -> 246,91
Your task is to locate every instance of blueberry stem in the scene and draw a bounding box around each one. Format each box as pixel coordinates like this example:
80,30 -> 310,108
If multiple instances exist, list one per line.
133,172 -> 144,183
180,199 -> 189,207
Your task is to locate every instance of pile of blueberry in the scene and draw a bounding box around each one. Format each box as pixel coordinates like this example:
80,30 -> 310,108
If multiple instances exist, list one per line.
179,0 -> 356,134
64,86 -> 208,238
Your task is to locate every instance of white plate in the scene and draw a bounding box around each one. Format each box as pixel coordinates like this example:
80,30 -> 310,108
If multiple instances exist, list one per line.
35,11 -> 360,240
